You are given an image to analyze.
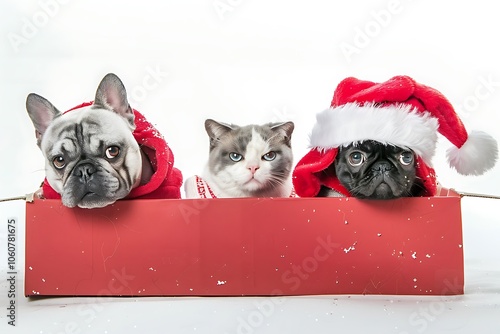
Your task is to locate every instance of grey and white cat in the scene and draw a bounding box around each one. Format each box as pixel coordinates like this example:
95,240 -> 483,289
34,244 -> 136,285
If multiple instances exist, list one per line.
184,119 -> 295,198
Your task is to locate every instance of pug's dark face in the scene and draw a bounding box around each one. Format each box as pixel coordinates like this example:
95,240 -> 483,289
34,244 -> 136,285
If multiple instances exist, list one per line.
333,141 -> 422,199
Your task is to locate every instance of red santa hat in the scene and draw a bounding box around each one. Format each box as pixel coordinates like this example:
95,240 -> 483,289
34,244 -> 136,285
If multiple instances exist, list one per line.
292,75 -> 498,197
42,102 -> 183,200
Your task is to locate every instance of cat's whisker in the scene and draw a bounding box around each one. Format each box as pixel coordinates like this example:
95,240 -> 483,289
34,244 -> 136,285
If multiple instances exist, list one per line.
186,119 -> 295,198
267,175 -> 286,187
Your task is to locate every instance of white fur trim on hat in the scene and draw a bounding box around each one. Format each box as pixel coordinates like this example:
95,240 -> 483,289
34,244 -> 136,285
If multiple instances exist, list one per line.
309,102 -> 439,165
446,130 -> 498,175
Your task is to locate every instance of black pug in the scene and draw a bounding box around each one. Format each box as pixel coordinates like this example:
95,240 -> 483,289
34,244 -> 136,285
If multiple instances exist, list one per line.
318,141 -> 425,199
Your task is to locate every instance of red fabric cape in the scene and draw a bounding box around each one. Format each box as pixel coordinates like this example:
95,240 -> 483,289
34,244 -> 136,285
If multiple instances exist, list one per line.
292,147 -> 437,197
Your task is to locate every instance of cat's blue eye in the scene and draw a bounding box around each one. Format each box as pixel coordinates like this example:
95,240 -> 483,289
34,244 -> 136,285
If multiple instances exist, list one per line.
229,152 -> 243,162
262,151 -> 277,161
399,151 -> 414,166
348,151 -> 365,166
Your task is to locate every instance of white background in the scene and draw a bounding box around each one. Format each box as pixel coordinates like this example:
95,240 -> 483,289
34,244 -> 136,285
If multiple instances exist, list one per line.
1,0 -> 500,333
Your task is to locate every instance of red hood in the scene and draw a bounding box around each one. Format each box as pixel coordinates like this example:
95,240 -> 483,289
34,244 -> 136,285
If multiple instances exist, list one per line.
292,147 -> 437,197
42,101 -> 182,201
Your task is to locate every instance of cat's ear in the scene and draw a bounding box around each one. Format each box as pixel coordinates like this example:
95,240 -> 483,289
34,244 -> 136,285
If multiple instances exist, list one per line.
272,121 -> 294,143
205,119 -> 234,140
94,73 -> 135,128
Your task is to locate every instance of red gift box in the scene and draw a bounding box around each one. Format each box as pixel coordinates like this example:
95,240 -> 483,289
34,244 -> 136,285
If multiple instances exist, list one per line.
25,188 -> 464,297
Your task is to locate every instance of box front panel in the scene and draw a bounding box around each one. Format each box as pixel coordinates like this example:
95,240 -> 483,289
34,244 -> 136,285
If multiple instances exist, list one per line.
25,196 -> 464,297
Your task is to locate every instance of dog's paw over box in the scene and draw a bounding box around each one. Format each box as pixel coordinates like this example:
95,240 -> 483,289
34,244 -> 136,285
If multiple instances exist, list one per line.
25,189 -> 464,297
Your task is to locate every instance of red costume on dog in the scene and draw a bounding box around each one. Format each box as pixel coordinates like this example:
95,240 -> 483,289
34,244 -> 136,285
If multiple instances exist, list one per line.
292,75 -> 498,197
42,102 -> 183,200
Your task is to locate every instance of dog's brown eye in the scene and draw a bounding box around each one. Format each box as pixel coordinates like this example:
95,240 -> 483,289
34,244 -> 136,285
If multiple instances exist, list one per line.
399,151 -> 414,165
348,151 -> 366,166
53,156 -> 65,169
105,146 -> 120,159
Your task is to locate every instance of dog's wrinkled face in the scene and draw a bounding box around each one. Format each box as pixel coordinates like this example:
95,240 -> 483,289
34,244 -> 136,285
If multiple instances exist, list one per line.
26,73 -> 143,208
333,141 -> 421,199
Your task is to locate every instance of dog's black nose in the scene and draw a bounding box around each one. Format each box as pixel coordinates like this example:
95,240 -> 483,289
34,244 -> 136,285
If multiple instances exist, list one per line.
75,163 -> 96,182
371,161 -> 392,173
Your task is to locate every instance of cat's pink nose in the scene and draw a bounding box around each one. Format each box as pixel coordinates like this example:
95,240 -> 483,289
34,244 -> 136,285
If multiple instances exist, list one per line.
248,166 -> 260,174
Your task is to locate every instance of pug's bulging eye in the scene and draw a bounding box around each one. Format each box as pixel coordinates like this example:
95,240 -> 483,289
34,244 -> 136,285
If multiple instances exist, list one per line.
399,151 -> 414,165
53,156 -> 65,169
229,152 -> 243,162
348,151 -> 366,166
105,146 -> 120,159
262,151 -> 277,161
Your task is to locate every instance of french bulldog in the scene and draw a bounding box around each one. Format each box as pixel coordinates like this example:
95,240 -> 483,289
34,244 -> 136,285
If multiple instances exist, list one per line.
26,73 -> 153,208
318,141 -> 424,199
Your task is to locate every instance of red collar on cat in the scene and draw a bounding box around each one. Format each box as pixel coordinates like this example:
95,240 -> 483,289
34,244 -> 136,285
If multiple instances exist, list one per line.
192,175 -> 297,198
41,101 -> 183,200
194,176 -> 218,198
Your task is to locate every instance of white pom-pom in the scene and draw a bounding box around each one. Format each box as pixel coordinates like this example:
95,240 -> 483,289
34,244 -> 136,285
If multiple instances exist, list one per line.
446,130 -> 498,175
